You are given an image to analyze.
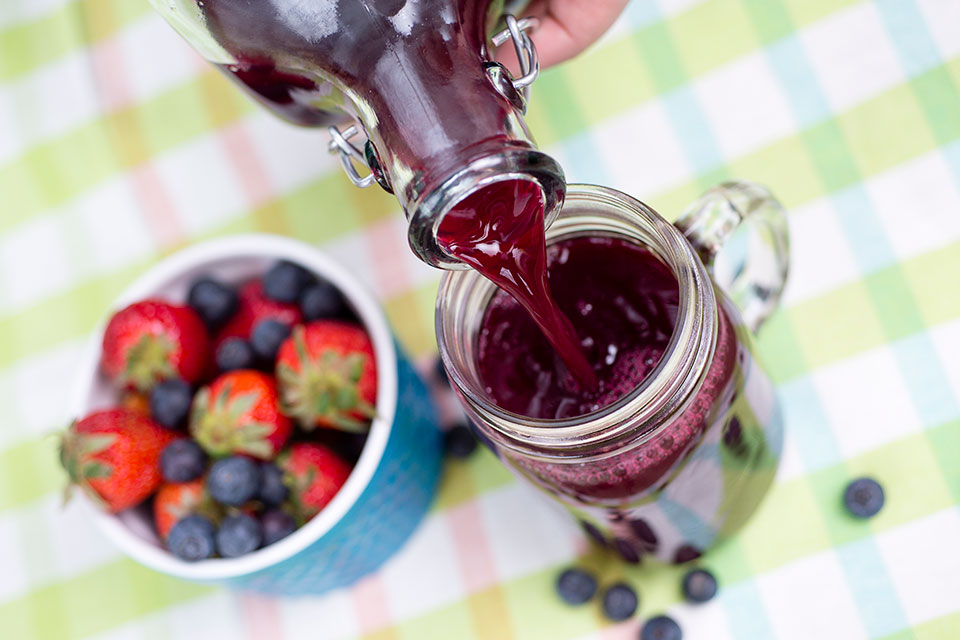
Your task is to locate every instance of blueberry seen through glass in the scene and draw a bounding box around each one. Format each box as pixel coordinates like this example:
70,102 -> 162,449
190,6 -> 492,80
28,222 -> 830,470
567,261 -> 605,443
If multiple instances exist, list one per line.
601,582 -> 638,621
444,422 -> 478,459
555,568 -> 597,605
682,568 -> 718,603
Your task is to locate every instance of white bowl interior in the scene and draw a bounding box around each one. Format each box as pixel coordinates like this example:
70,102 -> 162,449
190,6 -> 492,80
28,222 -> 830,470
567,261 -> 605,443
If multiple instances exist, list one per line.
70,234 -> 399,581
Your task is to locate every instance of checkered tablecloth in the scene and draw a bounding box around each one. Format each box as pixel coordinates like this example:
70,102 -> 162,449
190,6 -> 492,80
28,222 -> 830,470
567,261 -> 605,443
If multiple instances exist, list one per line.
2,0 -> 959,638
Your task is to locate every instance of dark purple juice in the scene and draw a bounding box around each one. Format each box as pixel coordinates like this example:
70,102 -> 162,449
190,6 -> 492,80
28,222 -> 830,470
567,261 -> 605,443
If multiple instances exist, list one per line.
476,235 -> 678,418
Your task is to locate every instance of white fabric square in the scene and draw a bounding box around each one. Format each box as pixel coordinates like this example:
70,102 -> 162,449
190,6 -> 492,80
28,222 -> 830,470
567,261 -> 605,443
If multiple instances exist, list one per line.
0,0 -> 73,30
928,318 -> 960,403
693,51 -> 795,160
153,134 -> 248,235
74,178 -> 155,272
0,87 -> 23,165
916,0 -> 960,61
278,588 -> 359,640
781,198 -> 860,305
321,230 -> 379,297
0,510 -> 30,603
117,14 -> 204,103
799,3 -> 904,113
50,497 -> 122,580
243,112 -> 338,194
876,508 -> 960,625
480,483 -> 581,582
757,549 -> 868,640
13,340 -> 85,437
592,101 -> 693,198
380,512 -> 465,620
30,52 -> 100,144
0,214 -> 74,313
867,150 -> 960,260
811,347 -> 922,459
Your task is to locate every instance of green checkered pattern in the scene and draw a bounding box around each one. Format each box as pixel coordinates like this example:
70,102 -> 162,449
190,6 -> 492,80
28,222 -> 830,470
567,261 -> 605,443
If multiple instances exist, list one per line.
1,0 -> 959,638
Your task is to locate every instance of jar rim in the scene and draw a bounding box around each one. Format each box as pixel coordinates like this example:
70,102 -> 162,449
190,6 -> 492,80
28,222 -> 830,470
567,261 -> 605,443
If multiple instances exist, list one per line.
435,184 -> 718,455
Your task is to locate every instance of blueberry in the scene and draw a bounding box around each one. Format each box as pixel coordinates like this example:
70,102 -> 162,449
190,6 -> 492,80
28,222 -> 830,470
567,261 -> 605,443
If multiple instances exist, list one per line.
299,280 -> 349,321
215,337 -> 256,372
250,319 -> 292,363
682,568 -> 718,603
258,462 -> 289,506
188,277 -> 238,329
261,509 -> 297,546
263,260 -> 314,303
434,358 -> 450,387
444,422 -> 478,459
641,615 -> 682,640
149,378 -> 193,429
167,515 -> 216,562
844,477 -> 885,518
602,582 -> 638,621
207,457 -> 261,506
216,513 -> 263,558
673,544 -> 702,564
556,567 -> 597,605
160,439 -> 207,483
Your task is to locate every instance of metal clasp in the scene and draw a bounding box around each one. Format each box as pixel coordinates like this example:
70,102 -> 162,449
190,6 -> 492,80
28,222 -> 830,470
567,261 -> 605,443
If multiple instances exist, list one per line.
489,15 -> 540,105
327,124 -> 376,189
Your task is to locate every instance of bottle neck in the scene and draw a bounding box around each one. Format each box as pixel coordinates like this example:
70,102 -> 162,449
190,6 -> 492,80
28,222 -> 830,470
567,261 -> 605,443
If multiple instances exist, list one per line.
346,6 -> 564,268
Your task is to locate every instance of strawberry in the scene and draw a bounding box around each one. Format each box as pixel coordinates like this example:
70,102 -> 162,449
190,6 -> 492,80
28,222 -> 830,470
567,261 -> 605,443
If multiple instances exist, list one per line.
59,409 -> 178,513
279,442 -> 352,523
153,478 -> 211,540
189,370 -> 292,460
215,280 -> 302,349
101,300 -> 211,392
276,321 -> 377,432
119,391 -> 150,415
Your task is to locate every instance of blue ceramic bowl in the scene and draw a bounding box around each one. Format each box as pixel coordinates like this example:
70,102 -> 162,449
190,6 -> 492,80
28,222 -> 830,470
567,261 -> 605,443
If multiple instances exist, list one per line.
71,234 -> 443,595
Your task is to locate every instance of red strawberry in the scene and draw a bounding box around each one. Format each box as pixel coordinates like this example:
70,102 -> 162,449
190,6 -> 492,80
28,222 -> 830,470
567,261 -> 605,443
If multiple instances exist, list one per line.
189,370 -> 292,460
215,280 -> 302,349
279,442 -> 352,523
59,409 -> 178,513
276,321 -> 377,432
153,478 -> 209,540
101,300 -> 210,392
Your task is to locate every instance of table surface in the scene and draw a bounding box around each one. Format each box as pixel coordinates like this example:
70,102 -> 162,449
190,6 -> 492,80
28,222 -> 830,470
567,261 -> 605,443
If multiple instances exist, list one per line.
1,0 -> 960,638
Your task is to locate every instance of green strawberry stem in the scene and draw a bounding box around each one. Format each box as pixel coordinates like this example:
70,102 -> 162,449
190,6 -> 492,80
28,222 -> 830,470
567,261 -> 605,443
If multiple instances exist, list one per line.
58,427 -> 116,509
189,385 -> 276,459
278,327 -> 375,433
121,333 -> 176,391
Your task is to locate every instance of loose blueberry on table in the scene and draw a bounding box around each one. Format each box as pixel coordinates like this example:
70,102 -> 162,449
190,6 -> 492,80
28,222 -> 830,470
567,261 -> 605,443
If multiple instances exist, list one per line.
682,568 -> 718,604
601,582 -> 638,621
844,477 -> 885,518
641,615 -> 683,640
444,422 -> 479,459
556,567 -> 598,605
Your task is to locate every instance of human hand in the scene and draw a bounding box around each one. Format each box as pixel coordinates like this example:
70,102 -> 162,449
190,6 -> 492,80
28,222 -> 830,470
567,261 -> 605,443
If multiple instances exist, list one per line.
497,0 -> 631,70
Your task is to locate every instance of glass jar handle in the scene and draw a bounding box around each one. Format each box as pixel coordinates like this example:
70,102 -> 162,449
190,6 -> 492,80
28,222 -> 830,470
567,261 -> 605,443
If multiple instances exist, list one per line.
674,180 -> 790,333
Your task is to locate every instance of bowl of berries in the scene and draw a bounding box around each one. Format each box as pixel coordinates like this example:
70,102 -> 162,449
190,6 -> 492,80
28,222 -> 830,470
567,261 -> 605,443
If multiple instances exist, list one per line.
62,234 -> 443,595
